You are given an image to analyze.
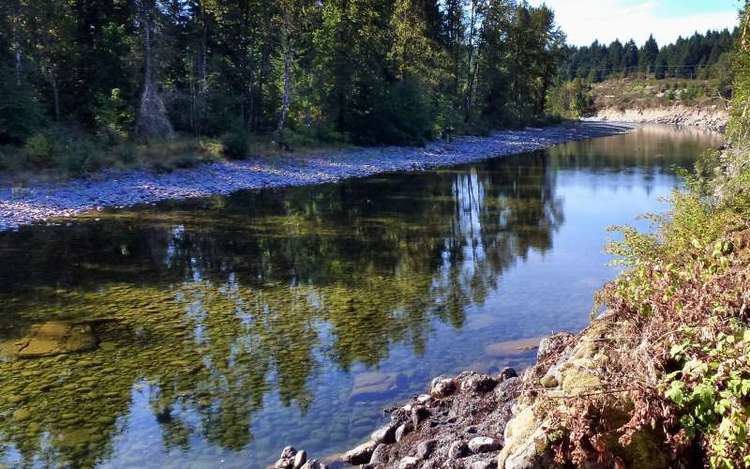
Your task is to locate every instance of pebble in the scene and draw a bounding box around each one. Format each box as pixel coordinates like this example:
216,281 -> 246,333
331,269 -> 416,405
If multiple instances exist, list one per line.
0,123 -> 631,232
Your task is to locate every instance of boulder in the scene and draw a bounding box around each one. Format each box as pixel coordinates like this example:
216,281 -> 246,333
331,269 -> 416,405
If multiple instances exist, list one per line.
460,373 -> 498,394
411,405 -> 430,428
370,444 -> 390,464
537,332 -> 574,362
471,461 -> 498,469
293,450 -> 307,469
371,423 -> 397,444
430,377 -> 457,397
498,367 -> 518,381
468,436 -> 501,454
344,440 -> 377,465
395,422 -> 412,442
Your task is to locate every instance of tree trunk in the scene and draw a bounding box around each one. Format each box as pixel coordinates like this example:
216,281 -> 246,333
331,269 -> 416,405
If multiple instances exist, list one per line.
51,70 -> 60,121
136,0 -> 174,141
12,0 -> 21,86
276,10 -> 293,138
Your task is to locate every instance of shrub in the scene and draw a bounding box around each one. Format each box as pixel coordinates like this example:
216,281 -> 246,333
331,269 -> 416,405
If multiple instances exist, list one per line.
23,133 -> 55,166
221,120 -> 250,159
94,88 -> 134,144
357,79 -> 434,146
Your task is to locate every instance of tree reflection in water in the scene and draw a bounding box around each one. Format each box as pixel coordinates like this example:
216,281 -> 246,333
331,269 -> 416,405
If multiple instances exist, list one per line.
0,127 -> 719,467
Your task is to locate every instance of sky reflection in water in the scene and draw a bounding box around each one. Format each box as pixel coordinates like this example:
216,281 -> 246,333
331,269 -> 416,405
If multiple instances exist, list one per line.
0,126 -> 722,467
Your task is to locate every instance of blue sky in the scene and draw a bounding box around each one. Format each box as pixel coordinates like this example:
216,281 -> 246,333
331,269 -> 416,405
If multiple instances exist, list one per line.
530,0 -> 742,46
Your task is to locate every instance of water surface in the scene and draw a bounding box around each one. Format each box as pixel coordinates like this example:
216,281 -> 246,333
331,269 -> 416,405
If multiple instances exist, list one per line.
0,126 -> 721,468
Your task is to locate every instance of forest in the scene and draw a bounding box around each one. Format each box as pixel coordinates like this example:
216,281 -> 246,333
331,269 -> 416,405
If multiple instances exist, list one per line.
0,1 -> 743,177
0,0 -> 563,172
558,29 -> 737,82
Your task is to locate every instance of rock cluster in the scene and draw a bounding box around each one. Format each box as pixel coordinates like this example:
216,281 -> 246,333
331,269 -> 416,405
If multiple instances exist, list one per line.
285,368 -> 521,468
273,446 -> 326,469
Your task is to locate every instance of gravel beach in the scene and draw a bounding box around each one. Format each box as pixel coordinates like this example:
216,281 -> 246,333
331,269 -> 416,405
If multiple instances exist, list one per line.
0,122 -> 632,231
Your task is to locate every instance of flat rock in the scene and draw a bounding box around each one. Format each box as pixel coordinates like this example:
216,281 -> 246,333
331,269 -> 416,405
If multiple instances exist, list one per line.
9,321 -> 98,359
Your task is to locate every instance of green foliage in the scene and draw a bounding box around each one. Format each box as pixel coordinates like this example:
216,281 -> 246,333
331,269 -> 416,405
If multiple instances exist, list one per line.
359,79 -> 434,145
0,76 -> 45,145
666,323 -> 750,468
546,78 -> 592,119
560,29 -> 737,82
221,120 -> 251,159
22,129 -> 108,175
94,88 -> 134,144
728,7 -> 750,145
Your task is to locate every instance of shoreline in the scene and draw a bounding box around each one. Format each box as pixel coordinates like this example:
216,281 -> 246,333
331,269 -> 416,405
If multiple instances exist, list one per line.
0,122 -> 632,232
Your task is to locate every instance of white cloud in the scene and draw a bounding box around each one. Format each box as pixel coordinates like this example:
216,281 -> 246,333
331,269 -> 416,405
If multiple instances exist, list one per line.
531,0 -> 740,46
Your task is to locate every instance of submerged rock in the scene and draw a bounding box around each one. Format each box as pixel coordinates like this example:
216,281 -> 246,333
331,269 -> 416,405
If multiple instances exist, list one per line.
484,337 -> 542,358
351,371 -> 405,401
5,321 -> 98,359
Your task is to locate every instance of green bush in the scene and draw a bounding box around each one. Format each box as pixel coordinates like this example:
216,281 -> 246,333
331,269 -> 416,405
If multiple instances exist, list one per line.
221,120 -> 250,159
21,128 -> 107,176
357,79 -> 434,146
0,73 -> 45,144
23,133 -> 55,166
546,78 -> 592,119
94,88 -> 134,144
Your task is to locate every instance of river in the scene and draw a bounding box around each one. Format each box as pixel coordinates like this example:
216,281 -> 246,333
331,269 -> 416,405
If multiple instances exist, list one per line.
0,126 -> 722,468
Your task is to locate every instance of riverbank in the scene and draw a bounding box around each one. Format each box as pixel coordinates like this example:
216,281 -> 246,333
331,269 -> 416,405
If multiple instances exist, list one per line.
591,104 -> 728,133
278,139 -> 750,468
0,122 -> 631,232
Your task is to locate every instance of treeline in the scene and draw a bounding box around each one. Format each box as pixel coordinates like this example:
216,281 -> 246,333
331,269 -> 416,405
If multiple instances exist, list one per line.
559,29 -> 737,82
0,0 -> 563,162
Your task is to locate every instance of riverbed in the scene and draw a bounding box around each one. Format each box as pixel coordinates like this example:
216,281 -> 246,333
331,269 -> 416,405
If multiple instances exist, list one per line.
0,126 -> 722,468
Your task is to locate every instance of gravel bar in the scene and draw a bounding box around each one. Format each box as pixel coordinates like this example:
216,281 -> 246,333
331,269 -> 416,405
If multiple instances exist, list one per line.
0,122 -> 632,232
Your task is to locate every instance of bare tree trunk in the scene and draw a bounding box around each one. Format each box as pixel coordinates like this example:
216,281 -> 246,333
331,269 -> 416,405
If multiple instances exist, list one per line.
276,10 -> 293,138
136,0 -> 174,140
200,4 -> 208,94
12,0 -> 21,86
464,0 -> 479,123
51,71 -> 60,121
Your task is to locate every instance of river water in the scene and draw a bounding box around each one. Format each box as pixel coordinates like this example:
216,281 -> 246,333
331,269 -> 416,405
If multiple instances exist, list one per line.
0,126 -> 722,468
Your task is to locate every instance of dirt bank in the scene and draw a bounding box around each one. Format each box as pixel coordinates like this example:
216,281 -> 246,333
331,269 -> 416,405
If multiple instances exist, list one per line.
591,104 -> 728,133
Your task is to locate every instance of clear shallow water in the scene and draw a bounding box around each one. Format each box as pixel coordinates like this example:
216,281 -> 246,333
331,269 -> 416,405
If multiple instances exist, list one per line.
0,126 -> 722,468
